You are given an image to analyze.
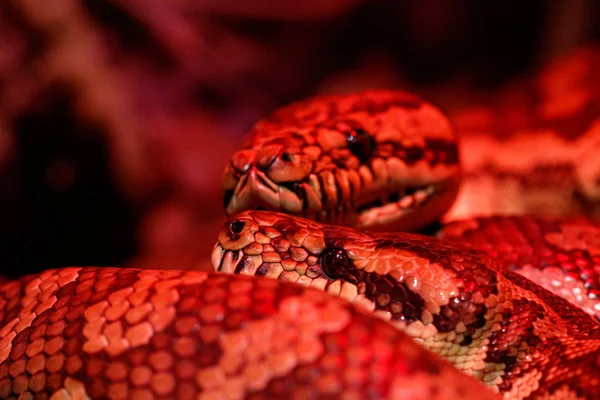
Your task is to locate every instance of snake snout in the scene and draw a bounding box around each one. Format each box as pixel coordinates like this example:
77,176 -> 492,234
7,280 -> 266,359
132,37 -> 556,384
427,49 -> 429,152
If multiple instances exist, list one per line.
223,145 -> 312,217
212,214 -> 260,274
213,211 -> 338,281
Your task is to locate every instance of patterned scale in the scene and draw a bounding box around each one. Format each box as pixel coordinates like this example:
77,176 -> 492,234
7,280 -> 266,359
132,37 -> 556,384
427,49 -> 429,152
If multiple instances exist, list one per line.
214,211 -> 600,399
0,267 -> 497,400
439,216 -> 600,320
222,90 -> 461,233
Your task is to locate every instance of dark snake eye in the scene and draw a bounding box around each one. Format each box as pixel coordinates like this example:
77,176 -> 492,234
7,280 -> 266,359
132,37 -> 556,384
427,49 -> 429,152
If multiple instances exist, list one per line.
320,248 -> 352,280
347,129 -> 375,163
230,220 -> 245,235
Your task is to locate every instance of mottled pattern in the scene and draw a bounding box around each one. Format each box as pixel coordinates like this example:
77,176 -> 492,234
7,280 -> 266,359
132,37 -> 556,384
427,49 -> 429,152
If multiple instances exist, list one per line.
212,85 -> 600,400
213,211 -> 600,399
8,76 -> 600,400
223,90 -> 461,232
444,125 -> 600,222
445,45 -> 600,222
439,216 -> 600,320
0,268 -> 497,400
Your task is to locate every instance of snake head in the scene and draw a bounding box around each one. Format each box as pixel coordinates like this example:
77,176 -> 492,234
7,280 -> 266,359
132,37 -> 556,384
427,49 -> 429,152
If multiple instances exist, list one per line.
213,211 -> 498,351
222,90 -> 461,232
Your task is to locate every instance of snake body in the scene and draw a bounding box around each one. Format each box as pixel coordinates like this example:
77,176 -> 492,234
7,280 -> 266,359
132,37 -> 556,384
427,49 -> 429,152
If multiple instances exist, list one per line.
440,216 -> 600,320
0,268 -> 496,400
1,89 -> 600,399
213,211 -> 600,399
215,90 -> 600,399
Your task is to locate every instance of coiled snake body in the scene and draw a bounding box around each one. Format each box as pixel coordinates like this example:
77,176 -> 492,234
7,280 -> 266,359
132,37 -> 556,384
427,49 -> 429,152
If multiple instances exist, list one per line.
2,90 -> 600,399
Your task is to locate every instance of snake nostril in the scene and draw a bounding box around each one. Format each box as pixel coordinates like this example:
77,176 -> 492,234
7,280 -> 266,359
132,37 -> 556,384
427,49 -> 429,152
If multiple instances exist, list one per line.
230,220 -> 245,235
280,152 -> 293,162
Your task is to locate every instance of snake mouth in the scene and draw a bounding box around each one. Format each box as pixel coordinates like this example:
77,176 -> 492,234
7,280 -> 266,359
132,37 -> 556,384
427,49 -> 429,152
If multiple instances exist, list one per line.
212,243 -> 323,280
224,169 -> 456,231
211,242 -> 352,293
354,184 -> 440,229
212,245 -> 257,275
211,243 -> 378,313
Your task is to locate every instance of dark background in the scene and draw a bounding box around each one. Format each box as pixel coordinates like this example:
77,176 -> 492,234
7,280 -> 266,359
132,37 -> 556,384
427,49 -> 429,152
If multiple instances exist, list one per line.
0,1 -> 598,277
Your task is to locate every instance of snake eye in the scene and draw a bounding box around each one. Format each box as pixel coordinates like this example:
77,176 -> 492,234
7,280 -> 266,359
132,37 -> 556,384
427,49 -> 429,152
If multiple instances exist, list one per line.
346,129 -> 375,163
320,248 -> 352,280
230,220 -> 245,235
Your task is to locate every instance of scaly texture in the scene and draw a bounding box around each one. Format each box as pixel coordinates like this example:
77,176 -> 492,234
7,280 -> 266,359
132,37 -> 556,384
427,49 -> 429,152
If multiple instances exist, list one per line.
4,86 -> 600,400
0,268 -> 497,400
215,89 -> 600,399
439,215 -> 600,320
222,90 -> 461,232
213,211 -> 600,399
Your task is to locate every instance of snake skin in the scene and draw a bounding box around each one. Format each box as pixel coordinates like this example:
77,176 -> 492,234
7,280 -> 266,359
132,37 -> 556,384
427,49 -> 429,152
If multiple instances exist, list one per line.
222,90 -> 461,232
214,89 -> 600,399
439,216 -> 600,320
2,86 -> 600,399
213,210 -> 600,399
0,268 -> 498,400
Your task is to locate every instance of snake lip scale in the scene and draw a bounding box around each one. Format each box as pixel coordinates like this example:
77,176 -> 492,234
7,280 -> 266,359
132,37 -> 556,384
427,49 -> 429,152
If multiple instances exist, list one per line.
225,167 -> 443,224
222,154 -> 457,233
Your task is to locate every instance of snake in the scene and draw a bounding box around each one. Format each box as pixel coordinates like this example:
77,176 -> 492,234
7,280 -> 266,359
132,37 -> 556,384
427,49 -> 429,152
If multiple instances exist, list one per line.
1,89 -> 600,400
444,43 -> 600,222
214,90 -> 600,399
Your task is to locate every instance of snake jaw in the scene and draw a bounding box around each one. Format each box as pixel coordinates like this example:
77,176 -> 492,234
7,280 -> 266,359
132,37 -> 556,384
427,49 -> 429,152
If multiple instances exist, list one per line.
212,239 -> 379,318
360,178 -> 462,231
212,243 -> 271,278
355,181 -> 449,231
224,165 -> 460,232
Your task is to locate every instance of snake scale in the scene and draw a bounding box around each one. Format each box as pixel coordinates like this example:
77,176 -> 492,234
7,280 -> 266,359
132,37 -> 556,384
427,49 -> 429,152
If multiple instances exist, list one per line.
2,89 -> 600,400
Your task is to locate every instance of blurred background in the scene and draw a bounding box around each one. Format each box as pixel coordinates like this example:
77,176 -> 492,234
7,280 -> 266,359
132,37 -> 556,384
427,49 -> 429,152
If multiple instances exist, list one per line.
0,0 -> 599,277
